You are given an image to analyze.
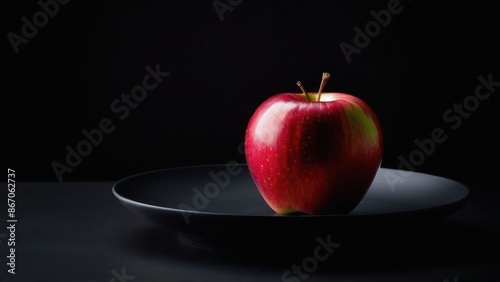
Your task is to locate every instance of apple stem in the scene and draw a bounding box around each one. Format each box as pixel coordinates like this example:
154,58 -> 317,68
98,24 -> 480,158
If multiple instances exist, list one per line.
317,72 -> 331,102
296,81 -> 311,101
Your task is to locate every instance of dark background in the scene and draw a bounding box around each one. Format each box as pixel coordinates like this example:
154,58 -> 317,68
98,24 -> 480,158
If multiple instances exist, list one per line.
5,0 -> 498,193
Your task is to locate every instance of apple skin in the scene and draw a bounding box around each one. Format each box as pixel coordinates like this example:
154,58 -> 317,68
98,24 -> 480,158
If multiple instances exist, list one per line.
245,92 -> 383,215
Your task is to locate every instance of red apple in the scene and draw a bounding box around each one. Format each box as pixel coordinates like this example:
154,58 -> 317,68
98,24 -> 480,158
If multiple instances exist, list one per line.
245,73 -> 383,214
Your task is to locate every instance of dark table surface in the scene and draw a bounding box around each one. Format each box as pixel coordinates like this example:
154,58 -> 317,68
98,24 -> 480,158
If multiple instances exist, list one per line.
2,180 -> 499,282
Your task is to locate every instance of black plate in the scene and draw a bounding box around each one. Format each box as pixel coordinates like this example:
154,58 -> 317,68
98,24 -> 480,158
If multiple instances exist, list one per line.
112,164 -> 469,247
